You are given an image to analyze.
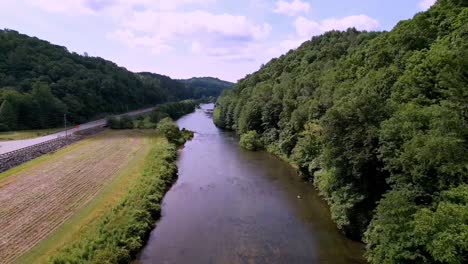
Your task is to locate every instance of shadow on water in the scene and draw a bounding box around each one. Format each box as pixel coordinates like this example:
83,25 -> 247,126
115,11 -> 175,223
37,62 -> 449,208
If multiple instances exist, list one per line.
138,104 -> 366,264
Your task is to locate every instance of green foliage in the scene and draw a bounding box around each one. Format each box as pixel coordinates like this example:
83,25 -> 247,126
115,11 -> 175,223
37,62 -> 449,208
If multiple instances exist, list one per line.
380,103 -> 467,191
0,83 -> 66,130
239,130 -> 261,151
134,116 -> 158,129
314,168 -> 366,234
0,29 -> 231,131
365,185 -> 468,264
180,128 -> 194,142
212,107 -> 223,128
108,100 -> 199,132
178,77 -> 233,98
364,187 -> 424,264
290,121 -> 322,175
30,82 -> 67,128
0,99 -> 17,130
106,116 -> 120,129
157,118 -> 184,145
150,100 -> 199,122
106,115 -> 134,129
238,101 -> 263,134
328,184 -> 365,231
50,137 -> 179,264
414,185 -> 468,264
149,110 -> 169,124
119,115 -> 134,129
214,0 -> 468,262
313,169 -> 338,199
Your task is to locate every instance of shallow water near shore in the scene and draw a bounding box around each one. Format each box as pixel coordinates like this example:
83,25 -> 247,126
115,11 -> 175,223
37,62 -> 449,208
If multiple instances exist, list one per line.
138,103 -> 365,264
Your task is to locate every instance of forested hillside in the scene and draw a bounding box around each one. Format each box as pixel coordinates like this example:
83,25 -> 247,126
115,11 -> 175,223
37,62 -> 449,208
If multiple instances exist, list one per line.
0,30 -> 230,131
214,0 -> 467,263
179,77 -> 233,98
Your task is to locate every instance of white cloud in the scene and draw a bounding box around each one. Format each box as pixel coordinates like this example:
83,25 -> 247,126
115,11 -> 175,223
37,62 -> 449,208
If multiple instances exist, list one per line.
121,10 -> 271,40
26,0 -> 96,15
191,39 -> 267,61
111,9 -> 271,60
273,0 -> 310,16
26,0 -> 217,15
107,30 -> 173,55
25,0 -> 271,61
418,0 -> 436,10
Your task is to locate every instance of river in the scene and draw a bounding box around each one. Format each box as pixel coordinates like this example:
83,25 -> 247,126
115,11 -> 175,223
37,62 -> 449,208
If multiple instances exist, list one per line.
138,104 -> 365,264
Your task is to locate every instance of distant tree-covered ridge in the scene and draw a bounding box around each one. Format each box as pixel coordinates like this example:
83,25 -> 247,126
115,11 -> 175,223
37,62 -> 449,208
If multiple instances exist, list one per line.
178,77 -> 234,98
0,29 -> 231,131
215,0 -> 467,263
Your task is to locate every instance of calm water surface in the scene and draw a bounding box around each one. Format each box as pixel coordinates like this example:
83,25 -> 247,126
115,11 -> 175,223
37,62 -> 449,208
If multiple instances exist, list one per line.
138,104 -> 365,264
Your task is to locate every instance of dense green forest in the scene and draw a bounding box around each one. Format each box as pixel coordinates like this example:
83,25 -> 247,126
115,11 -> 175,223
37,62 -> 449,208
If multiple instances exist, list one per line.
214,0 -> 467,263
0,30 -> 231,131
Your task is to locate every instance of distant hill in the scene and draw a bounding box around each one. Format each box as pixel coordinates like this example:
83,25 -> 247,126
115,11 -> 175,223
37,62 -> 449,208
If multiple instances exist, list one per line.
137,72 -> 192,101
137,74 -> 233,99
178,77 -> 233,97
0,29 -> 231,131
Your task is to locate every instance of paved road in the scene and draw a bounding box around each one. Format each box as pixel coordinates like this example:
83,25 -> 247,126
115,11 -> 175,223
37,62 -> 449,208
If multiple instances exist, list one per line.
0,107 -> 155,155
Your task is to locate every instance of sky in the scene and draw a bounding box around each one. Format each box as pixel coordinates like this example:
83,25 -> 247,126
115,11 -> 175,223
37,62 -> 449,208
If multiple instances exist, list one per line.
0,0 -> 436,82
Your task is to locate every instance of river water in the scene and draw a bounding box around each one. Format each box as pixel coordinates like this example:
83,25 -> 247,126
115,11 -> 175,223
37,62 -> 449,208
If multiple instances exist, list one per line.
138,104 -> 365,264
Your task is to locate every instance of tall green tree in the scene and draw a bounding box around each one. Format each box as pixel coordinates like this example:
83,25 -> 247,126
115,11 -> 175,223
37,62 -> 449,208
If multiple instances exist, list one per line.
0,99 -> 17,130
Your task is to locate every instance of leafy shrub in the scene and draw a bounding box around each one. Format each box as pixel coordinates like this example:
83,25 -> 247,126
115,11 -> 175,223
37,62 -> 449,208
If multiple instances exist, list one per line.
213,107 -> 223,127
239,130 -> 261,151
106,115 -> 134,129
134,116 -> 158,129
157,118 -> 184,145
181,128 -> 194,142
106,116 -> 120,129
149,110 -> 169,124
119,115 -> 134,129
290,122 -> 323,176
